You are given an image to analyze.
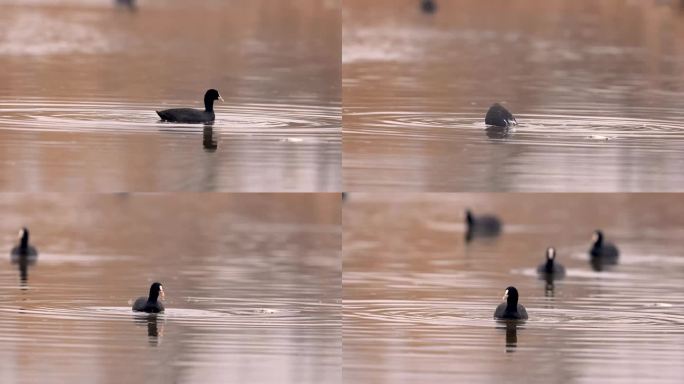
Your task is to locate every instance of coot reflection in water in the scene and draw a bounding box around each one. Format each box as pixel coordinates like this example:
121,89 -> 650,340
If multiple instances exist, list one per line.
133,314 -> 164,347
203,124 -> 218,151
496,321 -> 520,354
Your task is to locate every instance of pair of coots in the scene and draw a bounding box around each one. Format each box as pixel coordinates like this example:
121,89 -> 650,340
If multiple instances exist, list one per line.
157,89 -> 223,124
9,227 -> 164,313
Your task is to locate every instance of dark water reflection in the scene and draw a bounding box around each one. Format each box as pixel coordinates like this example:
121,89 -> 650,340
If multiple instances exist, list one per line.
344,0 -> 684,191
0,0 -> 340,192
344,193 -> 684,383
0,194 -> 341,384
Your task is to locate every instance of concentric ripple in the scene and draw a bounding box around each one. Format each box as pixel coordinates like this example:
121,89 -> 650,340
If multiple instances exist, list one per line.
0,99 -> 340,136
346,109 -> 684,144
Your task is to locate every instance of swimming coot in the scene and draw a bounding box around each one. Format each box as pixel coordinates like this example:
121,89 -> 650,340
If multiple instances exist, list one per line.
494,286 -> 528,320
536,247 -> 565,279
421,0 -> 437,13
10,227 -> 38,260
156,89 -> 223,123
485,103 -> 517,127
465,209 -> 502,240
132,282 -> 165,313
589,230 -> 619,264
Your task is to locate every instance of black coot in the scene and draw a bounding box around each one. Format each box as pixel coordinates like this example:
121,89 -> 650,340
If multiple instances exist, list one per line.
494,286 -> 528,320
421,0 -> 437,13
589,230 -> 619,264
132,282 -> 165,313
485,103 -> 517,127
157,89 -> 223,123
10,227 -> 38,261
536,247 -> 565,279
465,209 -> 502,241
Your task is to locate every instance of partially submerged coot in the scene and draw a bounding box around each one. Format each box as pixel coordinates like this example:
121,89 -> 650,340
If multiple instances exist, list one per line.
494,286 -> 528,320
485,103 -> 517,127
157,89 -> 223,123
132,282 -> 165,313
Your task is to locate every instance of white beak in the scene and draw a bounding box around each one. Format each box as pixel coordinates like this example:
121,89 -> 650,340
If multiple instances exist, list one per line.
218,95 -> 224,102
502,290 -> 509,301
160,287 -> 165,300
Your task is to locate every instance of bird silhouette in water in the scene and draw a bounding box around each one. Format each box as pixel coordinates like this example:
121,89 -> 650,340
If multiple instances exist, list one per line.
421,0 -> 437,13
10,228 -> 38,286
115,0 -> 137,11
589,230 -> 619,271
465,209 -> 502,242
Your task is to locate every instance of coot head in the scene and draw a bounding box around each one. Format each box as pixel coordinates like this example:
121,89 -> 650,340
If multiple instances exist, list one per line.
592,230 -> 604,246
546,247 -> 556,261
503,286 -> 519,307
148,282 -> 165,302
203,89 -> 224,111
18,227 -> 29,248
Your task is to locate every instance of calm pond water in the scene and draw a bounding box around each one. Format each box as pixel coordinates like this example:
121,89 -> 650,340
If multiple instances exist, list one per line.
0,194 -> 341,384
344,193 -> 684,383
344,0 -> 684,191
0,0 -> 340,192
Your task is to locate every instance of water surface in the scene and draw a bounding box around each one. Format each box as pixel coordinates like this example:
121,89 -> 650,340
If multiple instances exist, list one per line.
344,193 -> 684,383
343,0 -> 684,191
0,194 -> 341,384
0,0 -> 340,192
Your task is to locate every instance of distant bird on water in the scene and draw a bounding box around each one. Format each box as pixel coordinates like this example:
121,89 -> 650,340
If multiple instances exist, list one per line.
589,230 -> 619,269
536,247 -> 565,280
10,227 -> 38,260
421,0 -> 437,13
115,0 -> 137,11
465,209 -> 502,241
485,103 -> 517,127
132,282 -> 165,313
157,89 -> 223,123
494,286 -> 528,320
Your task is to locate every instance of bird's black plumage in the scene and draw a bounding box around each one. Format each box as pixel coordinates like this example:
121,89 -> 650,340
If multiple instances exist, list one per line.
465,209 -> 502,241
589,230 -> 619,264
537,247 -> 565,279
157,89 -> 223,123
10,227 -> 38,261
132,282 -> 165,313
485,103 -> 517,127
494,286 -> 528,320
421,0 -> 437,13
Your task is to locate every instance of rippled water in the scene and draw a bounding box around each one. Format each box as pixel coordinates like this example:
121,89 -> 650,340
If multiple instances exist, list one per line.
0,0 -> 340,192
0,194 -> 341,384
343,0 -> 684,191
343,193 -> 684,383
